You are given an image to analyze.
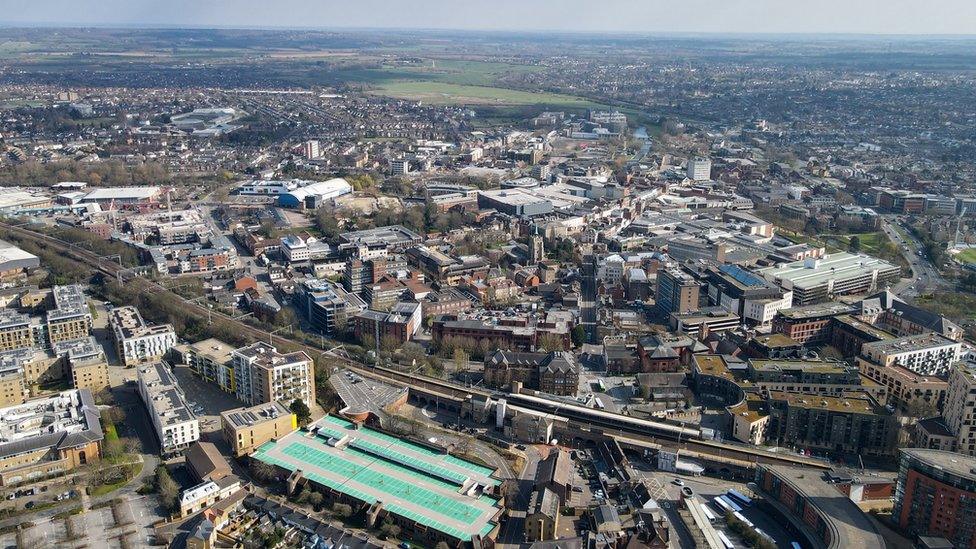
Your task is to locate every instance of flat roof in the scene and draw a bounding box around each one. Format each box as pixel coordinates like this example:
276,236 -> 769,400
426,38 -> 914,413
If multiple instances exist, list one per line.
776,302 -> 855,320
254,415 -> 500,541
760,252 -> 899,289
761,464 -> 885,549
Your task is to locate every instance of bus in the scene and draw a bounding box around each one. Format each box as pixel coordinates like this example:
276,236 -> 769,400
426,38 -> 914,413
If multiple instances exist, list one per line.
726,489 -> 753,508
717,531 -> 735,549
701,503 -> 717,523
594,397 -> 605,410
714,495 -> 742,513
790,542 -> 802,549
733,511 -> 753,529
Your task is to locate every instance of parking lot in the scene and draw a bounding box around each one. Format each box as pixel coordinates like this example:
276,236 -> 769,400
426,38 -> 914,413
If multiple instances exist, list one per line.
0,496 -> 163,548
171,364 -> 245,433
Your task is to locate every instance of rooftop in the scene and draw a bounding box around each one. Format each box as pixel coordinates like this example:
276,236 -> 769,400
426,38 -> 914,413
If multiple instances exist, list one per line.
137,362 -> 195,427
760,252 -> 899,289
0,389 -> 103,459
222,401 -> 294,429
253,415 -> 500,541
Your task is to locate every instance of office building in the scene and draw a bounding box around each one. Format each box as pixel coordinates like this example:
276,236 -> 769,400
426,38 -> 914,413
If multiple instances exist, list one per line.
232,343 -> 314,409
893,449 -> 976,549
760,253 -> 901,306
109,306 -> 177,367
137,362 -> 200,457
0,390 -> 103,487
705,264 -> 793,326
655,267 -> 700,319
296,278 -> 366,336
221,401 -> 296,457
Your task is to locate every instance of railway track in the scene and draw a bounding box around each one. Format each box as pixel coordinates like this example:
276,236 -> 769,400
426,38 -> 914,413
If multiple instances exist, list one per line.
0,221 -> 831,470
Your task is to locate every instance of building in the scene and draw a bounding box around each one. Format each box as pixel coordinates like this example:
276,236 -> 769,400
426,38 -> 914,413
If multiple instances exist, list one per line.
280,234 -> 310,263
860,333 -> 962,377
353,301 -> 422,346
772,302 -> 855,344
186,441 -> 232,483
221,401 -> 296,457
109,306 -> 177,367
0,240 -> 39,284
338,225 -> 423,258
534,449 -> 573,504
252,415 -> 501,547
278,178 -> 352,208
0,310 -> 37,353
0,390 -> 103,487
431,316 -> 568,353
857,357 -> 946,416
686,157 -> 712,181
46,285 -> 92,345
137,362 -> 200,457
477,189 -> 554,218
179,476 -> 242,518
654,267 -> 701,318
484,350 -> 579,396
53,337 -> 110,395
80,186 -> 161,206
943,363 -> 976,457
296,278 -> 366,336
405,246 -> 490,286
759,253 -> 901,306
671,308 -> 740,337
705,265 -> 792,326
893,449 -> 976,549
756,464 -> 885,549
525,488 -> 560,542
175,338 -> 237,394
232,343 -> 314,409
856,290 -> 964,342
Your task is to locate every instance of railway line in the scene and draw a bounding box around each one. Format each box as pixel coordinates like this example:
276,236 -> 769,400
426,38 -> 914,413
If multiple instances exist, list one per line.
0,221 -> 830,471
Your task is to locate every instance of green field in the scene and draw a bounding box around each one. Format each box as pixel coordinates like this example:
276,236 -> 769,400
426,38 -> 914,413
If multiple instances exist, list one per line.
370,80 -> 600,107
954,248 -> 976,264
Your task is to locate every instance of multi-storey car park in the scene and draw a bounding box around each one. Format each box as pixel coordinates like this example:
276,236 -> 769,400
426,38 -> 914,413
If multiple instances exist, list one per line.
759,252 -> 901,306
253,415 -> 502,547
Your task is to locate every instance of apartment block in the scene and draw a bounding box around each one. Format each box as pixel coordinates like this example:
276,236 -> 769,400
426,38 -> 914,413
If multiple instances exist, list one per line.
220,401 -> 296,457
46,285 -> 92,345
860,333 -> 962,378
232,343 -> 314,409
109,306 -> 177,367
137,362 -> 200,457
175,338 -> 237,393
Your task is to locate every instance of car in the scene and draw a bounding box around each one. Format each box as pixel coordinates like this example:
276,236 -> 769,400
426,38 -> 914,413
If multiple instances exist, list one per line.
24,501 -> 34,510
515,444 -> 527,450
671,478 -> 684,486
572,486 -> 584,492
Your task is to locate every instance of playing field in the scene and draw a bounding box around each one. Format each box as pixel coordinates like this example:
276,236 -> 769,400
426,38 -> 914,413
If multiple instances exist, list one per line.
253,415 -> 500,541
954,248 -> 976,264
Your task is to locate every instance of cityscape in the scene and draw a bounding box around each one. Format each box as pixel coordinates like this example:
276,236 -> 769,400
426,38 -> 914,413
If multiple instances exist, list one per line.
0,3 -> 973,549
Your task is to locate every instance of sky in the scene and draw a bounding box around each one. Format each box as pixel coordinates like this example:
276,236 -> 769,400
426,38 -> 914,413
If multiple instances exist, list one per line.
2,0 -> 975,35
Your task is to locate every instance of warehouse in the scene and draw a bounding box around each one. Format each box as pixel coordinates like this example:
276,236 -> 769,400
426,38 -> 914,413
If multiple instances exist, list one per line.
0,240 -> 39,283
278,178 -> 352,208
253,415 -> 502,546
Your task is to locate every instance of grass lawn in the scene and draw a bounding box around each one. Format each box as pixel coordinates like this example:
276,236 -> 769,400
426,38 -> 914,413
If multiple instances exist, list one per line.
104,424 -> 119,442
90,461 -> 143,498
370,80 -> 601,107
954,248 -> 976,264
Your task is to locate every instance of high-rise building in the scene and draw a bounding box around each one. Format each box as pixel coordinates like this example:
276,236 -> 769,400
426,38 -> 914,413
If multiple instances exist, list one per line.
687,157 -> 712,181
943,363 -> 976,456
655,268 -> 700,319
302,140 -> 320,159
893,448 -> 976,549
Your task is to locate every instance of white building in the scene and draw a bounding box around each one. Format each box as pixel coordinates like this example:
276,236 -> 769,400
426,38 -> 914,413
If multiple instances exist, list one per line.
137,362 -> 199,457
280,235 -> 310,263
391,158 -> 411,176
943,363 -> 976,456
232,343 -> 314,408
687,157 -> 712,181
109,306 -> 177,367
236,179 -> 308,195
861,333 -> 963,377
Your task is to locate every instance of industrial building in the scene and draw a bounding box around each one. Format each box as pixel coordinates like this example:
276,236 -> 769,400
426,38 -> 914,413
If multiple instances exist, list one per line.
0,240 -> 40,284
278,178 -> 352,208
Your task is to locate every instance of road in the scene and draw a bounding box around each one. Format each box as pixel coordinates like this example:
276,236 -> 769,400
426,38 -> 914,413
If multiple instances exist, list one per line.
496,445 -> 541,547
881,216 -> 947,297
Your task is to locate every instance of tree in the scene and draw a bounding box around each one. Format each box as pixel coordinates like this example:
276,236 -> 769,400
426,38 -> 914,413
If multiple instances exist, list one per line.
848,235 -> 862,253
538,333 -> 566,352
250,459 -> 277,482
332,503 -> 353,518
308,491 -> 324,509
156,466 -> 180,513
290,398 -> 312,427
379,520 -> 401,540
452,347 -> 469,377
571,325 -> 587,347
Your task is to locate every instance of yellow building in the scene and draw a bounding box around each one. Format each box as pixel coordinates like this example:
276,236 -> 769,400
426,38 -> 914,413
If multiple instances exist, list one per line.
221,401 -> 296,457
46,285 -> 93,345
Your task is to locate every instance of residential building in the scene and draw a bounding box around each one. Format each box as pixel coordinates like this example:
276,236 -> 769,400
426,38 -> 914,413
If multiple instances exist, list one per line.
857,357 -> 946,416
943,363 -> 976,457
175,339 -> 237,394
137,362 -> 200,457
109,306 -> 177,367
860,333 -> 962,377
221,401 -> 296,457
353,301 -> 422,345
771,302 -> 855,344
893,449 -> 976,549
53,337 -> 110,395
46,285 -> 92,345
0,310 -> 36,352
232,343 -> 314,409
